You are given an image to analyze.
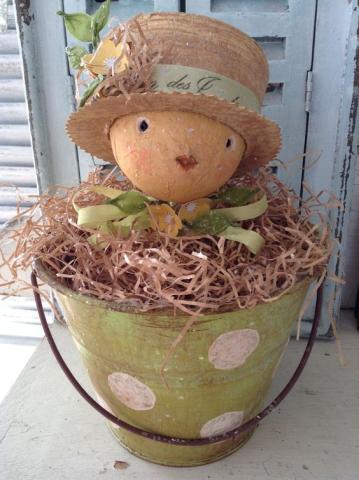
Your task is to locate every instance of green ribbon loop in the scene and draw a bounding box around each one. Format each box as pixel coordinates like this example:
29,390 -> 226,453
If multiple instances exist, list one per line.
220,195 -> 268,221
77,204 -> 126,227
76,186 -> 268,254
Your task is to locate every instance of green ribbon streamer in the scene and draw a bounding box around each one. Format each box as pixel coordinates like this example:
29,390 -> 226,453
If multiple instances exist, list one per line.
220,195 -> 268,221
220,226 -> 265,255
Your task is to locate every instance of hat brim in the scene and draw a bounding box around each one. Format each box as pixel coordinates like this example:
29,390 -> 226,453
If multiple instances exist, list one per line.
66,91 -> 281,174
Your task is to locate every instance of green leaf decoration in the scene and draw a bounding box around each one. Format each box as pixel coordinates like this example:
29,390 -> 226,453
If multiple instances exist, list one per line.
57,11 -> 93,42
191,211 -> 230,235
91,0 -> 111,43
79,75 -> 104,107
217,186 -> 260,207
109,191 -> 150,214
92,28 -> 101,50
65,45 -> 88,69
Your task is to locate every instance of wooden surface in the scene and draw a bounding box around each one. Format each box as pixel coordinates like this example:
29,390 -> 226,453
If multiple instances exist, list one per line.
0,312 -> 358,479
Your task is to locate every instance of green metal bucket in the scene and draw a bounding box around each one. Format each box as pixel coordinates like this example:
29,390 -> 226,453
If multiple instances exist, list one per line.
37,263 -> 310,467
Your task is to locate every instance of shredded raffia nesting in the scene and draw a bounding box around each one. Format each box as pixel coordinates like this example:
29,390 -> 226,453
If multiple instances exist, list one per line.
91,17 -> 162,102
0,168 -> 333,316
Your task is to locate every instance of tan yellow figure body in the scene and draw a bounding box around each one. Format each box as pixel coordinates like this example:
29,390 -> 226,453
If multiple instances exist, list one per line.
110,111 -> 246,203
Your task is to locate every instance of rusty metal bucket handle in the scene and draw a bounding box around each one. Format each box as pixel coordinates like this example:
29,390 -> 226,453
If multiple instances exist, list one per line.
31,270 -> 323,446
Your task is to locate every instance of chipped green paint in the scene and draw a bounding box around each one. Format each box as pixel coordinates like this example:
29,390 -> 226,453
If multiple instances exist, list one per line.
37,263 -> 311,466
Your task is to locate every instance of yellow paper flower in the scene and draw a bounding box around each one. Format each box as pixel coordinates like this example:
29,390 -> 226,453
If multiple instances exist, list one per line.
82,36 -> 128,76
178,198 -> 212,223
148,204 -> 182,237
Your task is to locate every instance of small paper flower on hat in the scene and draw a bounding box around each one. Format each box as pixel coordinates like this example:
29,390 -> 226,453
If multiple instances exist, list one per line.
178,199 -> 212,223
148,204 -> 182,237
82,36 -> 128,76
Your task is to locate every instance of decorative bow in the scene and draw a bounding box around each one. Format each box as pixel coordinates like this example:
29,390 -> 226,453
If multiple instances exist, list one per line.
74,185 -> 268,255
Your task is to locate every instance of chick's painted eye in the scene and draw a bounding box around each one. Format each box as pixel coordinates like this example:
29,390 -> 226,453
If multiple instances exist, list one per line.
137,117 -> 150,133
225,136 -> 236,150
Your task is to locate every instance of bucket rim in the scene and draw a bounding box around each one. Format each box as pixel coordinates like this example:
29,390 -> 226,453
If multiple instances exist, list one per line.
33,259 -> 313,317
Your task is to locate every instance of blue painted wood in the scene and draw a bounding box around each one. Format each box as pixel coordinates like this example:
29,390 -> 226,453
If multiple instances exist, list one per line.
186,0 -> 317,196
154,0 -> 180,11
15,0 -> 80,191
0,2 -> 37,225
15,0 -> 359,320
301,0 -> 359,333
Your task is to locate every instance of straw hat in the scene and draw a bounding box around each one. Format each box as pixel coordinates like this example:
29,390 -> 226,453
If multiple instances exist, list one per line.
67,12 -> 281,173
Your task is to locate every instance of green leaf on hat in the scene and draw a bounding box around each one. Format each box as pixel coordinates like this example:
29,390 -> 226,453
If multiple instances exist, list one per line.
217,186 -> 260,207
79,75 -> 104,107
108,191 -> 150,214
91,0 -> 111,48
191,211 -> 230,235
65,45 -> 88,69
57,11 -> 93,42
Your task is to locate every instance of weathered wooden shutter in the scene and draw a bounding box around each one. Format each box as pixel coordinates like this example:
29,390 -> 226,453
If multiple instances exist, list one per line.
15,1 -> 359,335
0,0 -> 36,226
186,0 -> 317,194
0,2 -> 44,397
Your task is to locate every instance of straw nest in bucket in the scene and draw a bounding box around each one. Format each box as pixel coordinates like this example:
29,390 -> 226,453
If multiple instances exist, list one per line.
1,167 -> 332,317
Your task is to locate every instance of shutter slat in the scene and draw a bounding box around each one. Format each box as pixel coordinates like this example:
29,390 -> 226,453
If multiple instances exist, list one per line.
263,83 -> 283,106
211,0 -> 288,13
0,205 -> 24,223
0,166 -> 37,187
0,146 -> 34,167
185,5 -> 290,36
0,124 -> 31,146
0,31 -> 19,54
0,187 -> 37,206
255,37 -> 285,60
0,4 -> 38,229
7,4 -> 15,30
0,79 -> 25,102
0,54 -> 22,78
0,102 -> 27,124
268,60 -> 288,83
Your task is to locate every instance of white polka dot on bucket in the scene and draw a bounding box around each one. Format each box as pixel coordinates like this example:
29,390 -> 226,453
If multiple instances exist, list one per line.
94,391 -> 119,429
108,372 -> 156,411
208,328 -> 260,369
200,411 -> 244,438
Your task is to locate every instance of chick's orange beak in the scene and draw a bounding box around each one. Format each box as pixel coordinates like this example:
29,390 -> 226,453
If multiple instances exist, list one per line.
175,154 -> 198,170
